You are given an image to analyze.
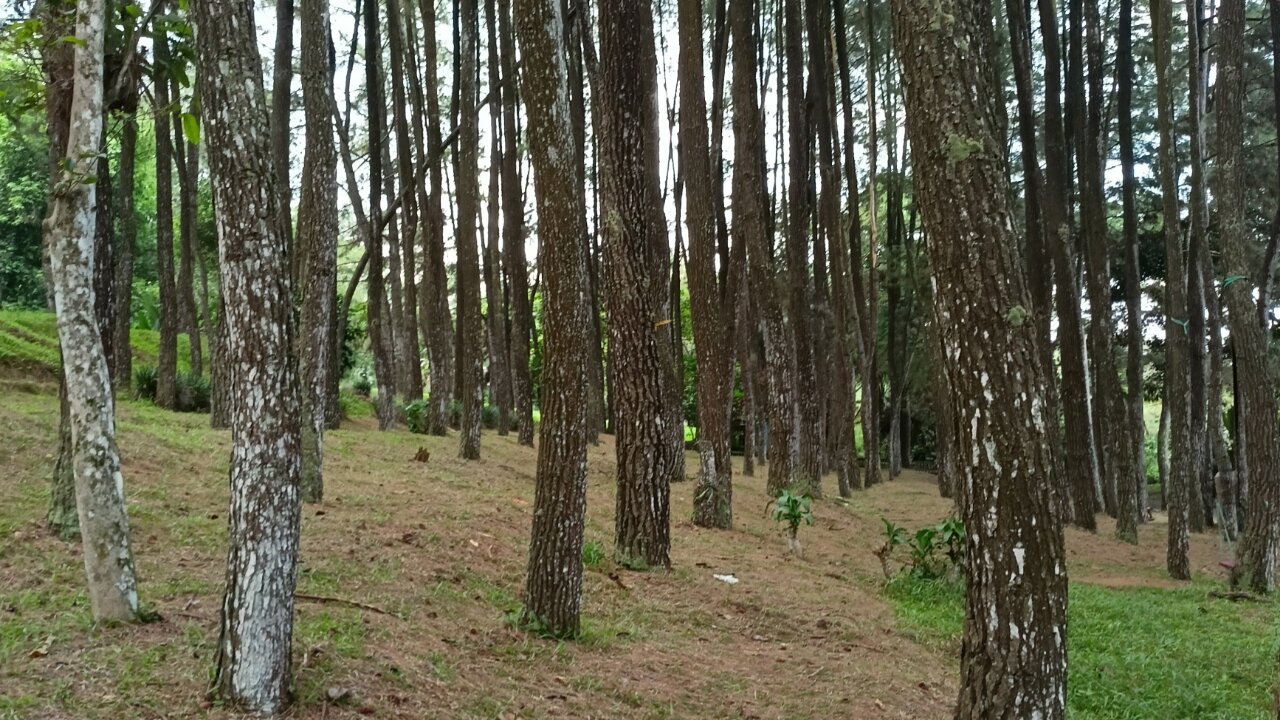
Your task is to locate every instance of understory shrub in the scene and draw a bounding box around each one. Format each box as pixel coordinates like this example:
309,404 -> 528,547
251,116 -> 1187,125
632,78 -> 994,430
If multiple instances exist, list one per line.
133,365 -> 157,401
404,399 -> 429,434
878,517 -> 966,581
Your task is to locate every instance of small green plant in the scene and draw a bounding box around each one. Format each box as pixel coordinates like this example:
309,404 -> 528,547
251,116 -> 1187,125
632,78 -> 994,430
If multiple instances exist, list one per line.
581,539 -> 606,570
447,400 -> 463,429
133,365 -> 157,401
481,404 -> 500,429
877,516 -> 966,580
353,373 -> 372,397
404,399 -> 429,434
769,489 -> 813,555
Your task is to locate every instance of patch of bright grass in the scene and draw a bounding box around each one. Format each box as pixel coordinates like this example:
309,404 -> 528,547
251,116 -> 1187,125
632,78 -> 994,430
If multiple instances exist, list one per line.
884,576 -> 1277,719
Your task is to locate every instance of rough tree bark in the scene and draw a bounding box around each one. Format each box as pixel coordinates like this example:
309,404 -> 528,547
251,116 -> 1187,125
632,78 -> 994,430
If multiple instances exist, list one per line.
153,19 -> 179,409
113,110 -> 138,393
680,0 -> 737,528
366,0 -> 398,429
192,0 -> 304,714
483,0 -> 512,435
499,0 -> 533,447
47,0 -> 143,625
734,0 -> 797,495
515,0 -> 591,637
297,0 -> 339,504
1217,0 -> 1279,594
173,98 -> 203,378
456,0 -> 485,459
1120,0 -> 1148,521
1152,0 -> 1192,579
272,0 -> 294,257
598,0 -> 678,569
893,3 -> 1068,717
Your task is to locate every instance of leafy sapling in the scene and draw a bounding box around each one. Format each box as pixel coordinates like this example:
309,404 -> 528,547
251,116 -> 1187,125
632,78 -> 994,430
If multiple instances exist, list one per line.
769,490 -> 814,556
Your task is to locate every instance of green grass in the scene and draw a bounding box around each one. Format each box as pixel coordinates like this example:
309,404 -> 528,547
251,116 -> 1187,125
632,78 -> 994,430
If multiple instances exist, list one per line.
0,310 -> 196,376
884,576 -> 1278,719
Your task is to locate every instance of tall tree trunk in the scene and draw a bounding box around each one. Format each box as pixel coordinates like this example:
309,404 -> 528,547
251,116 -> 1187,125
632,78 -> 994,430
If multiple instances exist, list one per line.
297,0 -> 339,504
783,0 -> 821,495
1074,0 -> 1141,541
861,0 -> 883,488
484,0 -> 512,435
387,0 -> 425,401
414,0 -> 455,436
734,0 -> 797,495
515,0 -> 591,637
91,130 -> 116,386
153,24 -> 179,409
1119,0 -> 1148,522
174,110 -> 203,377
893,4 -> 1067,717
192,0 -> 303,712
681,0 -> 737,528
366,0 -> 398,429
113,112 -> 138,392
499,0 -> 533,446
48,0 -> 142,625
272,0 -> 294,259
457,0 -> 485,459
1039,0 -> 1099,530
598,0 -> 678,569
1217,0 -> 1280,594
40,0 -> 78,540
1152,0 -> 1192,579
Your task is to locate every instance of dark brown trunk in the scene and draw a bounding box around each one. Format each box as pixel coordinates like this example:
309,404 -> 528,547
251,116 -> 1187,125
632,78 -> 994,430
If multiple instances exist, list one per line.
272,0 -> 294,258
1217,0 -> 1280,593
457,0 -> 485,459
484,0 -> 512,435
598,0 -> 677,568
174,110 -> 203,377
366,0 -> 398,429
113,112 -> 138,391
153,27 -> 179,409
1120,0 -> 1148,521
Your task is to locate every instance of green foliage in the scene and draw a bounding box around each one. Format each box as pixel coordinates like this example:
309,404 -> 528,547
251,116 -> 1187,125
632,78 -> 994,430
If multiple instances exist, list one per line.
404,399 -> 429,434
581,539 -> 606,571
133,364 -> 157,401
352,373 -> 372,397
879,517 -> 966,580
884,576 -> 1279,719
481,404 -> 499,430
769,490 -> 813,548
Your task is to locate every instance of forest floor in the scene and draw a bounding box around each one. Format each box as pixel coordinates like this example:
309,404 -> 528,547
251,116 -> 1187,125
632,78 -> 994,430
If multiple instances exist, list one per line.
0,371 -> 1277,717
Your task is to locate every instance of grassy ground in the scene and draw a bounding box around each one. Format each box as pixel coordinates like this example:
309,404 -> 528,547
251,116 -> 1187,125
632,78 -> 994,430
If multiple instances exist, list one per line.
0,312 -> 1275,718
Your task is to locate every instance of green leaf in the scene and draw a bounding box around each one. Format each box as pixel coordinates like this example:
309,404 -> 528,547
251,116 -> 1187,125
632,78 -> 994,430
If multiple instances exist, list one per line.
180,113 -> 200,145
1222,274 -> 1247,288
123,3 -> 143,17
59,35 -> 86,48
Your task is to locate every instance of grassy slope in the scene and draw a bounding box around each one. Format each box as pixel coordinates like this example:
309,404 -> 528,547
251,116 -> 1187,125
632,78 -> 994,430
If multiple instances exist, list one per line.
0,310 -> 195,381
1,312 -> 1274,718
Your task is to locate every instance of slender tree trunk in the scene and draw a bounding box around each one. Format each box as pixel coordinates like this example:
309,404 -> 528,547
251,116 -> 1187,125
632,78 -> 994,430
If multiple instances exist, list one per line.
40,0 -> 78,540
516,0 -> 591,637
91,127 -> 116,385
297,0 -> 339,504
499,0 -> 533,446
414,0 -> 455,436
483,0 -> 512,435
681,0 -> 737,528
192,0 -> 303,712
388,0 -> 425,401
734,0 -> 797,496
113,112 -> 138,392
174,110 -> 203,378
894,4 -> 1067,717
1217,0 -> 1280,594
1120,0 -> 1148,522
1153,0 -> 1192,579
153,24 -> 178,409
366,0 -> 398,429
456,0 -> 485,459
48,0 -> 142,626
272,0 -> 294,259
862,0 -> 883,488
598,0 -> 678,569
1039,0 -> 1099,530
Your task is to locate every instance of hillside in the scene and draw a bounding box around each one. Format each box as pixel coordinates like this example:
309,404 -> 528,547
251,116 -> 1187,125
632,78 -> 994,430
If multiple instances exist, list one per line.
0,314 -> 1274,719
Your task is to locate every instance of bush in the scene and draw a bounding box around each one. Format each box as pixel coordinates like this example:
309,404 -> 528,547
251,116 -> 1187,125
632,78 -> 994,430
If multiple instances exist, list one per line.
404,399 -> 429,434
133,365 -> 157,401
447,400 -> 463,429
581,539 -> 606,570
353,373 -> 372,397
481,404 -> 500,430
175,372 -> 211,413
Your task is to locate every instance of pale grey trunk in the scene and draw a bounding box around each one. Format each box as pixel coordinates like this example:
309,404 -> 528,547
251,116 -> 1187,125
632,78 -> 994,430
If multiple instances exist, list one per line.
48,0 -> 141,625
192,0 -> 303,713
